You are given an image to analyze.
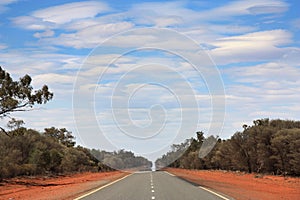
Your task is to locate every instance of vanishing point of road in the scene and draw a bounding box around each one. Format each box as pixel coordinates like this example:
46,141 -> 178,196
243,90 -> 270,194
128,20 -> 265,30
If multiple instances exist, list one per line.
75,171 -> 232,200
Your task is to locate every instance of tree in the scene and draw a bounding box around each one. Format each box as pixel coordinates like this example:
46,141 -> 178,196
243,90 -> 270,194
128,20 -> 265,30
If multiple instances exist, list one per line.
44,127 -> 75,147
7,118 -> 25,130
271,129 -> 300,175
0,67 -> 53,124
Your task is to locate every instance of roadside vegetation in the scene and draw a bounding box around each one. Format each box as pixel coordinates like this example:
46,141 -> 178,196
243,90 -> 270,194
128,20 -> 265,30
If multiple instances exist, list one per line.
156,118 -> 300,176
0,124 -> 152,180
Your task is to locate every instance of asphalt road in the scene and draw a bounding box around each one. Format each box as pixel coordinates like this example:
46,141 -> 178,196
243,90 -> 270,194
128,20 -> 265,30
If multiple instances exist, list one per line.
76,171 -> 231,200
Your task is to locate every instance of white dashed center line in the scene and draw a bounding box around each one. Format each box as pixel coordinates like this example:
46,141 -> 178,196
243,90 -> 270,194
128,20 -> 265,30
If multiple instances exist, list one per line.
150,172 -> 155,200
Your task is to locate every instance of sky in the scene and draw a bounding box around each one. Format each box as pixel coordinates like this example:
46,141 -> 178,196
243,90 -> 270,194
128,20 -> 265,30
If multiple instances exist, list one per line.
1,0 -> 300,162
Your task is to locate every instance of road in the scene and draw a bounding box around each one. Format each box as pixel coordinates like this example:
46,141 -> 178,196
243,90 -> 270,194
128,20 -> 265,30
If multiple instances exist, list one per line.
75,171 -> 231,200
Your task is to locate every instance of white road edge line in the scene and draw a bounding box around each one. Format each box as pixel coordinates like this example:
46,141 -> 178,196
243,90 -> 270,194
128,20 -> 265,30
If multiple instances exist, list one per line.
164,171 -> 230,200
164,171 -> 175,176
74,173 -> 132,200
199,186 -> 231,200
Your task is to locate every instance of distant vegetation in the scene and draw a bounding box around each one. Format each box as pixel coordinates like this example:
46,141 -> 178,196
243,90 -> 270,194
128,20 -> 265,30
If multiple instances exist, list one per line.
156,119 -> 300,176
91,149 -> 152,171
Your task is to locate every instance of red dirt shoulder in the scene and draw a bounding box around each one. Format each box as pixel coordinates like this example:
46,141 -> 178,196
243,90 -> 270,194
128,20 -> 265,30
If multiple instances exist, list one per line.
165,168 -> 300,200
0,171 -> 128,200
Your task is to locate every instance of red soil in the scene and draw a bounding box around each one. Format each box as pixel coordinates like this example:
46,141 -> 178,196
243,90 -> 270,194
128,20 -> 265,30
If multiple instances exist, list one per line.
0,171 -> 128,200
166,168 -> 300,200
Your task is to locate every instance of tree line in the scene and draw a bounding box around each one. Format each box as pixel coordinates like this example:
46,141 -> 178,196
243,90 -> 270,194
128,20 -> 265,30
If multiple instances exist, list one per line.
156,119 -> 300,176
0,121 -> 152,180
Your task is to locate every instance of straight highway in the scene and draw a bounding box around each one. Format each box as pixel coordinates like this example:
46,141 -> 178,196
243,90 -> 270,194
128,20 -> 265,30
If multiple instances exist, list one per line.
75,171 -> 232,200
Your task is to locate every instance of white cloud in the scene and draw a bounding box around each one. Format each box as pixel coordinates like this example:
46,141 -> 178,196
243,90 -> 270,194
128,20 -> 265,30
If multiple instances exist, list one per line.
206,24 -> 258,35
12,16 -> 55,30
200,0 -> 288,20
46,21 -> 134,48
225,52 -> 300,84
128,1 -> 194,26
247,3 -> 288,15
211,29 -> 292,64
33,73 -> 75,86
64,18 -> 100,31
12,1 -> 110,30
32,1 -> 109,25
1,50 -> 83,76
33,29 -> 54,38
154,16 -> 183,27
0,0 -> 17,13
0,43 -> 7,50
0,0 -> 17,4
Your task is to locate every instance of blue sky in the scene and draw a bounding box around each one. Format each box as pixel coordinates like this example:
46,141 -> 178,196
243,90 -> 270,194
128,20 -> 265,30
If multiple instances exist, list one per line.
1,0 -> 300,161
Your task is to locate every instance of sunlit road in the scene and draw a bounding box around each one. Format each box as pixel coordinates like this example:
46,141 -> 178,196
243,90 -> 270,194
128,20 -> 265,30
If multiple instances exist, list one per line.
75,171 -> 231,200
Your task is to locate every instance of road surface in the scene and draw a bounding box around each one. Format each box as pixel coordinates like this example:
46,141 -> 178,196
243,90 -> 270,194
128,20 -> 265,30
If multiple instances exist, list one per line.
75,171 -> 231,200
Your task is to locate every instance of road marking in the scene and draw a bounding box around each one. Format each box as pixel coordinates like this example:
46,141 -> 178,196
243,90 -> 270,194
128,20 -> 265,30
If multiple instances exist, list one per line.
199,186 -> 231,200
134,171 -> 152,174
74,174 -> 132,200
164,171 -> 175,176
164,171 -> 231,200
150,173 -> 155,199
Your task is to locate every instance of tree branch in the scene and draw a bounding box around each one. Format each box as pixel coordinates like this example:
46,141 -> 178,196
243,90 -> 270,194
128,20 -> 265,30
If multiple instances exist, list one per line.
0,127 -> 11,137
0,102 -> 29,116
